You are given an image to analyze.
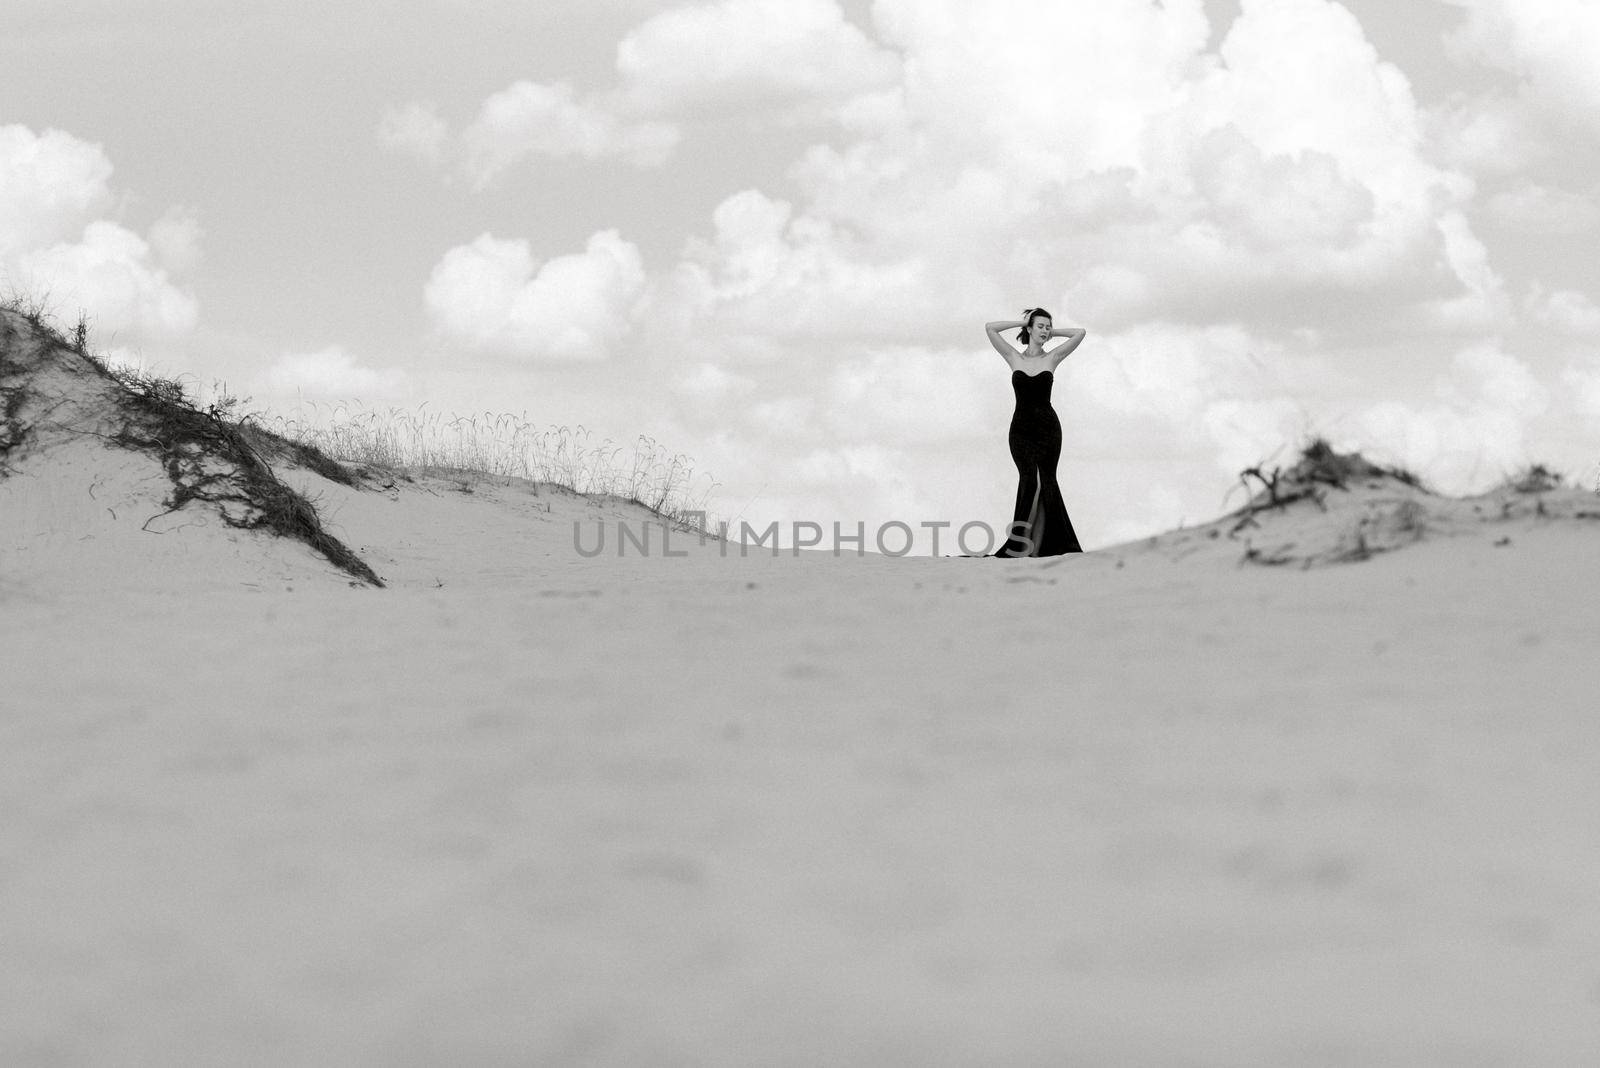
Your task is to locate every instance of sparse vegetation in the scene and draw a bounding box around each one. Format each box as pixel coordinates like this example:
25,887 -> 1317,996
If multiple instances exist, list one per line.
257,399 -> 727,539
1230,434 -> 1441,524
1503,462 -> 1564,494
1,295 -> 384,586
2,292 -> 731,583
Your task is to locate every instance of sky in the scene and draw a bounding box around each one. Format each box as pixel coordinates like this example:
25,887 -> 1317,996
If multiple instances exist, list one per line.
4,0 -> 1599,552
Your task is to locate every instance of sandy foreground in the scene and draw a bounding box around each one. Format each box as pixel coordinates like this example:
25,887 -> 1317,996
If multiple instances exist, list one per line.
4,327 -> 1600,1063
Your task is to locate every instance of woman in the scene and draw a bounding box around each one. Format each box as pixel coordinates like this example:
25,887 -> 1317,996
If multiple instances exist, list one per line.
984,308 -> 1086,556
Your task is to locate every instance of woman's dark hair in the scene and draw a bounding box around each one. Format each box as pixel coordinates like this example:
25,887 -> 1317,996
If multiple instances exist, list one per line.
1019,307 -> 1052,346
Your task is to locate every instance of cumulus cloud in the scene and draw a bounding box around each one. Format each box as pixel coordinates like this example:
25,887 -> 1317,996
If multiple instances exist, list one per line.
819,345 -> 995,443
258,347 -> 412,404
1436,341 -> 1550,417
15,221 -> 199,338
1523,283 -> 1600,337
1352,341 -> 1551,491
458,81 -> 679,187
652,0 -> 1484,346
671,361 -> 759,425
659,187 -> 939,341
1557,353 -> 1600,421
0,123 -> 200,342
613,0 -> 901,121
146,206 -> 204,277
1074,323 -> 1244,422
379,0 -> 899,185
1442,0 -> 1600,139
380,88 -> 677,189
1422,89 -> 1558,181
0,123 -> 113,256
1415,209 -> 1510,331
423,229 -> 646,360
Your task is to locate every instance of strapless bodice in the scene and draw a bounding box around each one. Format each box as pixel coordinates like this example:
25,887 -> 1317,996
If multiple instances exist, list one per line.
1010,368 -> 1054,405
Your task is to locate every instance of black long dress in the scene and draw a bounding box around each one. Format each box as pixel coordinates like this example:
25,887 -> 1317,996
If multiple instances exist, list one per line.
993,368 -> 1083,556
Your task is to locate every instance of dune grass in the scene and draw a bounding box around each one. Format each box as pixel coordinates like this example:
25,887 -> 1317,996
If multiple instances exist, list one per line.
253,398 -> 728,539
0,291 -> 729,542
2,296 -> 388,585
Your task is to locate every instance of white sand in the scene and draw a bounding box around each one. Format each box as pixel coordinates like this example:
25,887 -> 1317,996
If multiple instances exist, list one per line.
5,311 -> 1600,1064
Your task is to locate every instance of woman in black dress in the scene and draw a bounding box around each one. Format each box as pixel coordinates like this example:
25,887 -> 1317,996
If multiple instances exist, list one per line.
985,308 -> 1086,556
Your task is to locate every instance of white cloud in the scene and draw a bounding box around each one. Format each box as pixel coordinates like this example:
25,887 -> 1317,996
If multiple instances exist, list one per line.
1351,340 -> 1551,491
380,83 -> 680,189
658,0 -> 1481,347
0,123 -> 113,257
423,229 -> 646,360
147,206 -> 203,277
1422,90 -> 1545,177
458,81 -> 679,187
15,220 -> 198,339
1557,353 -> 1600,421
1436,341 -> 1549,418
381,0 -> 899,185
671,361 -> 759,425
262,347 -> 411,401
1523,284 -> 1600,337
1415,209 -> 1510,331
659,187 -> 936,341
821,345 -> 994,443
1188,125 -> 1375,248
1442,0 -> 1600,139
0,123 -> 199,342
1073,321 -> 1265,424
613,0 -> 901,121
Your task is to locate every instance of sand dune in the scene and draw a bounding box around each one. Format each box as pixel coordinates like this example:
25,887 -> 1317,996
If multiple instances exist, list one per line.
5,305 -> 1600,1064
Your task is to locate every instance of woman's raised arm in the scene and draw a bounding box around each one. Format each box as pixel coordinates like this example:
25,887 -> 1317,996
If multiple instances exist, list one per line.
1045,327 -> 1087,360
985,320 -> 1025,360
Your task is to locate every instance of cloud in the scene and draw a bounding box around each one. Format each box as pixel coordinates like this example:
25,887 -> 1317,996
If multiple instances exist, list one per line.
458,81 -> 679,187
820,345 -> 995,443
657,187 -> 939,342
260,346 -> 412,401
1423,90 -> 1553,176
0,123 -> 200,342
1351,340 -> 1552,490
0,123 -> 113,256
1436,341 -> 1550,418
1557,353 -> 1600,421
671,361 -> 759,425
1523,283 -> 1600,337
1425,1 -> 1600,186
1072,321 -> 1271,425
613,0 -> 901,121
653,0 -> 1481,345
1442,0 -> 1600,139
379,0 -> 899,185
423,229 -> 646,360
1414,209 -> 1510,331
13,220 -> 198,339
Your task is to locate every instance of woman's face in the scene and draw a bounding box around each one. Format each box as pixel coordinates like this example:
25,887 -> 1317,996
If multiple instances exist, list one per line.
1029,316 -> 1051,341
